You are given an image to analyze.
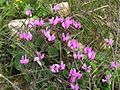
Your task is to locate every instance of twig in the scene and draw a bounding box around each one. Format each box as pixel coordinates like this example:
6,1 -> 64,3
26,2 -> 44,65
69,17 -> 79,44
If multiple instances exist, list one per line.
88,5 -> 109,13
0,74 -> 21,90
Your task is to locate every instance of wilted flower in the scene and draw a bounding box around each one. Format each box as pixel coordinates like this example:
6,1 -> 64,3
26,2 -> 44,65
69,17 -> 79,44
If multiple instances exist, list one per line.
82,63 -> 92,72
102,74 -> 111,83
26,9 -> 32,17
68,39 -> 79,51
62,33 -> 70,42
104,38 -> 113,46
70,83 -> 80,90
34,51 -> 45,61
20,55 -> 29,65
110,61 -> 119,69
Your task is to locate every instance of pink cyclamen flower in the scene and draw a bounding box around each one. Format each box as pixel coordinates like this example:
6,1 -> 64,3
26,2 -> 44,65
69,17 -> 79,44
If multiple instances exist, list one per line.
88,50 -> 95,60
62,17 -> 73,29
102,74 -> 111,83
110,61 -> 119,69
59,61 -> 65,70
69,68 -> 77,77
62,33 -> 70,42
20,55 -> 29,65
70,83 -> 80,90
52,4 -> 60,12
19,32 -> 32,41
69,69 -> 82,83
26,9 -> 32,17
104,38 -> 113,46
34,18 -> 45,27
47,33 -> 56,41
34,51 -> 45,61
50,64 -> 60,73
73,51 -> 85,60
42,29 -> 56,41
49,16 -> 64,25
50,61 -> 65,73
26,32 -> 33,41
52,16 -> 59,25
49,17 -> 55,24
68,39 -> 79,51
72,21 -> 81,29
83,47 -> 92,54
19,32 -> 27,40
82,63 -> 92,72
28,21 -> 35,28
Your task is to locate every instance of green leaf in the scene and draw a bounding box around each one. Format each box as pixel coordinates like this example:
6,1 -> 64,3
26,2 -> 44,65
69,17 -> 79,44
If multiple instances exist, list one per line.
33,15 -> 39,20
90,62 -> 97,70
47,85 -> 54,90
47,46 -> 59,57
24,74 -> 31,82
96,52 -> 106,61
35,36 -> 44,49
14,52 -> 25,71
105,70 -> 110,75
54,39 -> 60,50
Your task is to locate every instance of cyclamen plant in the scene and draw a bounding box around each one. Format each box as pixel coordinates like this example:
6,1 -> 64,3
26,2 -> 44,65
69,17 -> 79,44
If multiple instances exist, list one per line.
17,9 -> 120,90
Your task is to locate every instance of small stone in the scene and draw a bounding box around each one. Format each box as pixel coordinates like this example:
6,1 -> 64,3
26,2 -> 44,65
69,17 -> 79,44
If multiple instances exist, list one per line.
51,2 -> 70,16
8,18 -> 33,36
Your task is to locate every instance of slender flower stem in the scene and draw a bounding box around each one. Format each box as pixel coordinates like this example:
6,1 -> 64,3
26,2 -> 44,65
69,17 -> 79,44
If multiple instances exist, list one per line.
0,74 -> 21,90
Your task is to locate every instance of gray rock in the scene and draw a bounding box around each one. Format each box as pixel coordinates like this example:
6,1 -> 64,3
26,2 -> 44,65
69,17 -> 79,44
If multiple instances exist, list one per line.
8,18 -> 32,36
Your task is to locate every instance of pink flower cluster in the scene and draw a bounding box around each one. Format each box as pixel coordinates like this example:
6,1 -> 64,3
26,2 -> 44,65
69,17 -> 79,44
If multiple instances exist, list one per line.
84,47 -> 95,60
69,69 -> 82,90
41,27 -> 56,41
73,51 -> 85,60
110,61 -> 119,69
102,74 -> 111,83
34,51 -> 45,61
68,39 -> 80,51
27,18 -> 45,28
70,83 -> 80,90
26,9 -> 32,17
50,61 -> 65,73
82,63 -> 92,72
62,17 -> 81,29
20,51 -> 45,65
49,16 -> 81,29
20,55 -> 29,65
49,16 -> 64,25
104,38 -> 113,46
19,31 -> 33,41
62,33 -> 70,42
